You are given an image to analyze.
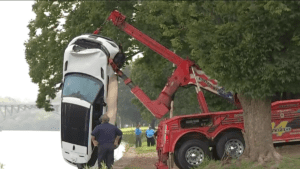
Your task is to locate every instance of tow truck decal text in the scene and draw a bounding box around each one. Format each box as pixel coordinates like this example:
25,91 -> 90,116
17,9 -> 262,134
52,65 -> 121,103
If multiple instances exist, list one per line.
271,121 -> 291,136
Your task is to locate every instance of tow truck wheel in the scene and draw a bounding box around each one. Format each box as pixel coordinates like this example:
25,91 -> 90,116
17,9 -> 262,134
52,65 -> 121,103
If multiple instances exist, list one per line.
174,148 -> 183,169
216,132 -> 245,160
177,139 -> 210,169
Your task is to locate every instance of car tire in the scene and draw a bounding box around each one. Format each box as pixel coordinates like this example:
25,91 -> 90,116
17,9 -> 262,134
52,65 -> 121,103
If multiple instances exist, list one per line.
86,146 -> 98,167
216,132 -> 245,160
114,135 -> 122,149
177,139 -> 210,169
76,163 -> 85,169
113,52 -> 126,68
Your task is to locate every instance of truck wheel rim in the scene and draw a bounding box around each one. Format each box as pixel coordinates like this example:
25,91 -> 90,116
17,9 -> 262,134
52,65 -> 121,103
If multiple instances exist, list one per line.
224,139 -> 244,158
185,146 -> 204,166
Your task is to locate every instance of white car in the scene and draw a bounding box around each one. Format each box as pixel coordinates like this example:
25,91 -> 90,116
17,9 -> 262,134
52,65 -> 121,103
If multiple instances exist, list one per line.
58,34 -> 125,169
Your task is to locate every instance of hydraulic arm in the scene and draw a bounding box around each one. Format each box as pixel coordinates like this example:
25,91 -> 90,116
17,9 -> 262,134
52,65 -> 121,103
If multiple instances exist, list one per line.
101,10 -> 241,119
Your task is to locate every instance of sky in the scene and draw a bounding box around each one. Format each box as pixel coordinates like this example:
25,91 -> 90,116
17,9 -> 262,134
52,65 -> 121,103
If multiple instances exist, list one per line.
0,1 -> 38,103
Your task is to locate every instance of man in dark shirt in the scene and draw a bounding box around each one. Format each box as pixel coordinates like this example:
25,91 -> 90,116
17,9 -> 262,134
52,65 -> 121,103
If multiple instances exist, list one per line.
91,114 -> 123,169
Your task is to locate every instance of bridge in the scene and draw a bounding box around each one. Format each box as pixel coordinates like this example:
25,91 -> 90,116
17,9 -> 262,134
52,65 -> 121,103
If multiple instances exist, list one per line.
0,103 -> 61,118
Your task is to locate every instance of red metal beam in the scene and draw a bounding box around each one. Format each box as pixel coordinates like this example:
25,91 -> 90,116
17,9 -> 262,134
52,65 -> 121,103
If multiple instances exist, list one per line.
108,10 -> 185,66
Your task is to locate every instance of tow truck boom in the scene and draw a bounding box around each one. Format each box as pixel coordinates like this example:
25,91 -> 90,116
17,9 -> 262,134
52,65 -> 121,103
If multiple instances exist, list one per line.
103,10 -> 241,119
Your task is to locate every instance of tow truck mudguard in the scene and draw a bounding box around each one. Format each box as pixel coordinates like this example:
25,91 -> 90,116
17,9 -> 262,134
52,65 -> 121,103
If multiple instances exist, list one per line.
155,150 -> 169,169
155,161 -> 169,169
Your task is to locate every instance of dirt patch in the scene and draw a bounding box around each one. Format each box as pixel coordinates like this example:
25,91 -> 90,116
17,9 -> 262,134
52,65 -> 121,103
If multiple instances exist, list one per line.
113,146 -> 179,169
113,146 -> 137,169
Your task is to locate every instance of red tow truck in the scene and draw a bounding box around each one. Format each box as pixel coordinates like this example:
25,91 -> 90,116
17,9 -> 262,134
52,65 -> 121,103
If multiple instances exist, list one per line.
101,10 -> 300,169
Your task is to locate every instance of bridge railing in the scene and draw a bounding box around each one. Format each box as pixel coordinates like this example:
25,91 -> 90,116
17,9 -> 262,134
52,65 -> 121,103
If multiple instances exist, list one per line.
0,104 -> 60,118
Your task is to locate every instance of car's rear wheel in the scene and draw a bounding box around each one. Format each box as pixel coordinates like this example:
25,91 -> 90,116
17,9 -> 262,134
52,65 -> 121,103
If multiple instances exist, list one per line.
177,139 -> 210,169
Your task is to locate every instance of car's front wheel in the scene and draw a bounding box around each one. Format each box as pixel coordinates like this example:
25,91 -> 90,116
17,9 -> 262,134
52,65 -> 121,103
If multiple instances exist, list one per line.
177,139 -> 210,169
76,163 -> 85,169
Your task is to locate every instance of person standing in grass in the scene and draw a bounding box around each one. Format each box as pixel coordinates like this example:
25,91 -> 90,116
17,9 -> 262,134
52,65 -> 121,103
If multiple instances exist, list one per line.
91,114 -> 122,169
135,124 -> 142,147
145,126 -> 155,147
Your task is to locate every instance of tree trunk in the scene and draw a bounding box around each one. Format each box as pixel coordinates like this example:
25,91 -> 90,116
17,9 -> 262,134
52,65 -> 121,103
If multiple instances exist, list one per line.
237,93 -> 282,167
151,117 -> 156,129
170,100 -> 174,118
106,74 -> 118,125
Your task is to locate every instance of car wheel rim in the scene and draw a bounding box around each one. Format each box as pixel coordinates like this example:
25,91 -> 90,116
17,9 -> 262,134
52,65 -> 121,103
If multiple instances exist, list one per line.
185,146 -> 204,166
224,139 -> 244,158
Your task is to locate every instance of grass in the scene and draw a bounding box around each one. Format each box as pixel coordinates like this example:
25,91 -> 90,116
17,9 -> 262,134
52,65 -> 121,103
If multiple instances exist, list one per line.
135,141 -> 157,154
120,126 -> 151,147
190,155 -> 300,169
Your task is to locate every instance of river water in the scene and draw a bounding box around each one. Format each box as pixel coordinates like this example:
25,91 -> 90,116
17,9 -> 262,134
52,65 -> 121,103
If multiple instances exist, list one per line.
0,131 -> 126,169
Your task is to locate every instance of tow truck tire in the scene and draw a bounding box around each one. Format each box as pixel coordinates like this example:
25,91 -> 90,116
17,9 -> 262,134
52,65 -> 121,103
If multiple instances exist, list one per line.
177,139 -> 210,169
216,132 -> 245,160
174,148 -> 183,169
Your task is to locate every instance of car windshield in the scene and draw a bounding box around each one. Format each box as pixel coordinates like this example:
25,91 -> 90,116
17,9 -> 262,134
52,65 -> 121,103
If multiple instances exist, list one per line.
62,74 -> 103,104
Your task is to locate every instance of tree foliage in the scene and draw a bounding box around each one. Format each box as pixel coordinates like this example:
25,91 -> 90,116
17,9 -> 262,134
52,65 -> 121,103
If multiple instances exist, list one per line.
26,1 -> 300,120
185,1 -> 300,99
129,1 -> 238,119
129,1 -> 300,115
25,1 -> 137,111
117,66 -> 147,125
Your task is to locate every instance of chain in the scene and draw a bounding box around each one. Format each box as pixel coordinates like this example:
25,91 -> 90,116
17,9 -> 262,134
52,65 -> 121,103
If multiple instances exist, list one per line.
93,12 -> 111,34
192,66 -> 202,93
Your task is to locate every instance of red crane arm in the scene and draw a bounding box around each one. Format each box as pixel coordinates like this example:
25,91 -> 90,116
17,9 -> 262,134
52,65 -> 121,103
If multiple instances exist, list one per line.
107,10 -> 185,66
106,10 -> 241,119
